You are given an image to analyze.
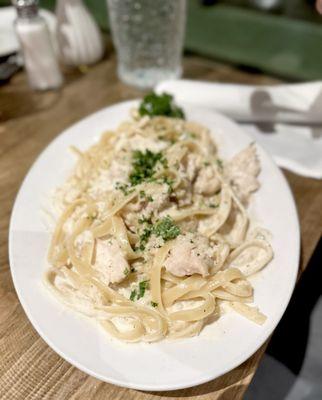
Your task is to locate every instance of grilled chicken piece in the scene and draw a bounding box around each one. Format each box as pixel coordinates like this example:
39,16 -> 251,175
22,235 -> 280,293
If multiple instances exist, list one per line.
225,144 -> 260,203
164,233 -> 214,277
94,238 -> 129,284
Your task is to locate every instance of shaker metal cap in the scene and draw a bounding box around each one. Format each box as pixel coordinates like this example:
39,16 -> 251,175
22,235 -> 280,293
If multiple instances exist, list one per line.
12,0 -> 39,6
12,0 -> 39,17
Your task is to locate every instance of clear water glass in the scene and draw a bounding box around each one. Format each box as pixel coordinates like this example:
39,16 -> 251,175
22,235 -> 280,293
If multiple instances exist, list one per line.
107,0 -> 186,89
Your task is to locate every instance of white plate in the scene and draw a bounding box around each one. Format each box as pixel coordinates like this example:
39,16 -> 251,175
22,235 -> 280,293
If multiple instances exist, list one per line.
9,100 -> 300,391
0,7 -> 56,57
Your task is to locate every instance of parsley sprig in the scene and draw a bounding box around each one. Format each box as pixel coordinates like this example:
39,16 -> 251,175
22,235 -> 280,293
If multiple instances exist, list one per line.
139,92 -> 185,119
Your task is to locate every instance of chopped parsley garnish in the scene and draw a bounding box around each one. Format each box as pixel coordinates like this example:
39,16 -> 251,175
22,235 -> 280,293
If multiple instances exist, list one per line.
115,182 -> 134,195
153,216 -> 180,242
158,136 -> 177,144
130,289 -> 137,301
151,301 -> 158,308
138,216 -> 152,224
137,280 -> 150,300
139,92 -> 185,119
139,190 -> 153,202
124,267 -> 130,276
139,227 -> 153,251
137,217 -> 153,250
204,161 -> 210,166
209,203 -> 219,208
115,149 -> 172,198
216,159 -> 224,169
129,281 -> 150,301
162,176 -> 174,193
129,150 -> 166,186
137,216 -> 180,250
161,157 -> 168,169
86,213 -> 97,221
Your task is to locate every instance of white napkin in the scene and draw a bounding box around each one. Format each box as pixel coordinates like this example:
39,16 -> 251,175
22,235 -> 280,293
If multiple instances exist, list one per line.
156,80 -> 322,179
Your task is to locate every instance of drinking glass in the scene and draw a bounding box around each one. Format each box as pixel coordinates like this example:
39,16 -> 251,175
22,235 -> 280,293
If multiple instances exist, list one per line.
107,0 -> 186,88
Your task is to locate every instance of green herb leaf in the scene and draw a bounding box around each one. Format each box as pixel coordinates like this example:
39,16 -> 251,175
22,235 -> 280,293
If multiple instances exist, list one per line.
137,280 -> 150,299
139,92 -> 185,119
137,216 -> 180,250
139,226 -> 153,250
115,182 -> 134,195
129,150 -> 166,186
139,190 -> 153,202
124,267 -> 130,276
151,301 -> 158,308
130,289 -> 137,301
153,216 -> 180,242
162,176 -> 174,193
138,216 -> 151,224
216,159 -> 224,169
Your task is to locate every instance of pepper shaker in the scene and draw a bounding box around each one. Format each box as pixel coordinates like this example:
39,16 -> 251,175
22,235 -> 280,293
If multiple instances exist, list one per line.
56,0 -> 104,67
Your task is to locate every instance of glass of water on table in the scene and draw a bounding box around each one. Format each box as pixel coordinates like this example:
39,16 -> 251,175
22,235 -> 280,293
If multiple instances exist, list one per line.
107,0 -> 186,89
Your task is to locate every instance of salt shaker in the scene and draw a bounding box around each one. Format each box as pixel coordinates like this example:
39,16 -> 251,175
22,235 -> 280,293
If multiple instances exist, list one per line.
12,0 -> 63,90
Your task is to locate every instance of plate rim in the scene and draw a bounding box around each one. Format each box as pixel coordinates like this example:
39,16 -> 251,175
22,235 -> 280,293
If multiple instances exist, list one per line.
8,99 -> 300,391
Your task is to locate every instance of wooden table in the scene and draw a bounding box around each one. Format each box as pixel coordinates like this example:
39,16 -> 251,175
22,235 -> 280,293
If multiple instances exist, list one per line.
1,54 -> 321,400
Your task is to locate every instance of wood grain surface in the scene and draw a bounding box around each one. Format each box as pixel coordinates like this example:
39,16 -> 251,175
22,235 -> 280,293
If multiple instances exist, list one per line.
1,55 -> 322,400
